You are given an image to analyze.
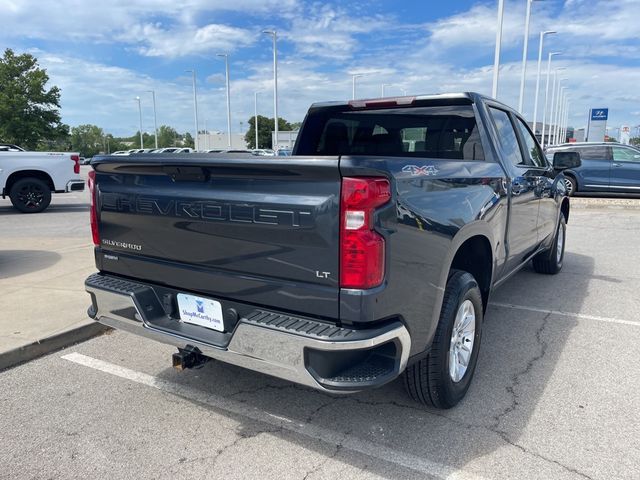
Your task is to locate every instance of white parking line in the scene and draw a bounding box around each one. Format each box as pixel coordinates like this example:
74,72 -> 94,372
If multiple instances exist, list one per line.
489,302 -> 640,327
61,352 -> 486,480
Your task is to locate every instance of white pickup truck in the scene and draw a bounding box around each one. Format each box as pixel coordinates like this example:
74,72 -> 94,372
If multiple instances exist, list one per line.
0,143 -> 85,213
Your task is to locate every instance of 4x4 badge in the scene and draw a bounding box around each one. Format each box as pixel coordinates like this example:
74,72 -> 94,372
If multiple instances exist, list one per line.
402,165 -> 439,176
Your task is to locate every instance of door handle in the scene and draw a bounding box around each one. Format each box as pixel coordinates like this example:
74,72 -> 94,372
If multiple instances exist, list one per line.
612,163 -> 623,167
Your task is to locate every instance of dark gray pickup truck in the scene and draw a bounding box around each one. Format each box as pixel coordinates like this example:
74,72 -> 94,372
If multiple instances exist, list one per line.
85,92 -> 570,408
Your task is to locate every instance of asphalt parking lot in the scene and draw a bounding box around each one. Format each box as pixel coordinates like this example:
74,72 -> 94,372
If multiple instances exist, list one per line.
1,176 -> 640,480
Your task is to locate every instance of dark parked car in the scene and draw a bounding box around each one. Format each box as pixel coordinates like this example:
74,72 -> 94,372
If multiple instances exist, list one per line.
547,142 -> 640,196
85,92 -> 569,409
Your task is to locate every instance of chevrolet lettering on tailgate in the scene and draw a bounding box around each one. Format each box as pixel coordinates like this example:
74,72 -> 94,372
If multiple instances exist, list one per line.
101,193 -> 314,227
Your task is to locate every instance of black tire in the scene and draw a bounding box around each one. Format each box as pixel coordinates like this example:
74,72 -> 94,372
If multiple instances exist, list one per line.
532,215 -> 566,275
564,175 -> 577,197
403,270 -> 483,409
9,177 -> 52,213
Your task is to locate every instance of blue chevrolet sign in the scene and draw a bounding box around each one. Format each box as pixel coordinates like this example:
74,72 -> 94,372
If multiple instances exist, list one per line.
591,108 -> 609,121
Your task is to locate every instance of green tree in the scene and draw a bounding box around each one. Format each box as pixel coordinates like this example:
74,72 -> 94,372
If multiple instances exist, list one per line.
630,137 -> 640,147
245,116 -> 293,149
104,133 -> 128,153
0,49 -> 67,149
183,132 -> 194,148
157,125 -> 178,147
71,124 -> 104,157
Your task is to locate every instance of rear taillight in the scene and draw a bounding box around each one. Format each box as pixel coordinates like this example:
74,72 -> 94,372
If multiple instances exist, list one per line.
87,170 -> 99,246
71,154 -> 80,174
340,177 -> 391,289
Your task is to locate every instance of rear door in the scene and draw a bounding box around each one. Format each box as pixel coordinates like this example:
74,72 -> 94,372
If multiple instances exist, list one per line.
487,107 -> 541,268
575,145 -> 611,190
610,146 -> 640,191
512,115 -> 557,242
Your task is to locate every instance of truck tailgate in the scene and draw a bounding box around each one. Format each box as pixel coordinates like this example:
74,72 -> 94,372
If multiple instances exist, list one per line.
92,155 -> 341,319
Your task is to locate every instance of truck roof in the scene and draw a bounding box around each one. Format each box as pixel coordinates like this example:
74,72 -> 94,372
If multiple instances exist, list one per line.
308,92 -> 512,112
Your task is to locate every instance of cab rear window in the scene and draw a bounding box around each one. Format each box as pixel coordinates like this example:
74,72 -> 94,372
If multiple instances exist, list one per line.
296,105 -> 485,160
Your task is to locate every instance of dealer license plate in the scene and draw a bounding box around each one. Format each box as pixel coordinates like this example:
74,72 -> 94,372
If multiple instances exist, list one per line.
176,293 -> 224,332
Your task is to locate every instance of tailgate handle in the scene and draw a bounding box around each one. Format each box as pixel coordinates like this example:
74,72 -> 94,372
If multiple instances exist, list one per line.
163,166 -> 207,182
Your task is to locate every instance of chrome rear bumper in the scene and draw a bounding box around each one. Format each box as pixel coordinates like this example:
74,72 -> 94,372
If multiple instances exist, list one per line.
65,180 -> 85,192
86,273 -> 411,392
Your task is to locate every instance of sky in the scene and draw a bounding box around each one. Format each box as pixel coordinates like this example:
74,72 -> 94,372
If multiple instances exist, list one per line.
1,0 -> 639,138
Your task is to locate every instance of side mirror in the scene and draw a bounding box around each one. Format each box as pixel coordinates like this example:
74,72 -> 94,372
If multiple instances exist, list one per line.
553,151 -> 581,170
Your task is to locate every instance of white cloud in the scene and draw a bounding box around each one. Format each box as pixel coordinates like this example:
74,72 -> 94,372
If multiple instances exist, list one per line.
0,0 -> 297,42
283,4 -> 390,61
119,23 -> 256,57
5,0 -> 640,137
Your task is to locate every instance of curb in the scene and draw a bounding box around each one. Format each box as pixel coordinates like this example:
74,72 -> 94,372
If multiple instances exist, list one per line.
0,322 -> 110,372
570,202 -> 640,210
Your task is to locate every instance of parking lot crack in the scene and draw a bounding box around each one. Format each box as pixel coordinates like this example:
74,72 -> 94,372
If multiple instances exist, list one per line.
492,312 -> 551,431
495,435 -> 595,480
177,425 -> 282,471
301,433 -> 346,480
304,396 -> 342,424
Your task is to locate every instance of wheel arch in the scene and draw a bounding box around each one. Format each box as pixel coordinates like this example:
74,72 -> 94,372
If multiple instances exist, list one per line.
429,224 -> 496,332
4,170 -> 55,196
448,234 -> 493,312
561,197 -> 570,224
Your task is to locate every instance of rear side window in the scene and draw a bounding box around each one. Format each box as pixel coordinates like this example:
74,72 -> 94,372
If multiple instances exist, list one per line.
612,146 -> 640,162
488,107 -> 524,167
578,146 -> 609,161
295,105 -> 485,160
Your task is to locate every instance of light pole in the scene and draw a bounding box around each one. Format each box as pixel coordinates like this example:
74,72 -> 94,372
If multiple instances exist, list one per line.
562,97 -> 570,143
135,96 -> 143,149
550,75 -> 567,145
186,69 -> 199,151
532,31 -> 556,135
492,0 -> 505,98
381,83 -> 392,97
146,90 -> 158,149
518,0 -> 541,113
547,71 -> 560,147
263,30 -> 278,150
541,52 -> 562,149
254,91 -> 259,149
351,74 -> 363,100
217,54 -> 232,148
554,84 -> 568,145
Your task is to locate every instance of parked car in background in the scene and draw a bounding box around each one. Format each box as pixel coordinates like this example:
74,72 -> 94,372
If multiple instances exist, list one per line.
546,142 -> 640,196
0,143 -> 25,152
1,145 -> 84,212
252,149 -> 275,156
276,148 -> 292,156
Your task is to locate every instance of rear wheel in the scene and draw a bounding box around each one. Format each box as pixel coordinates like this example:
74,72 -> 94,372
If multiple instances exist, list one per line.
403,270 -> 483,409
532,215 -> 566,274
9,178 -> 52,213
